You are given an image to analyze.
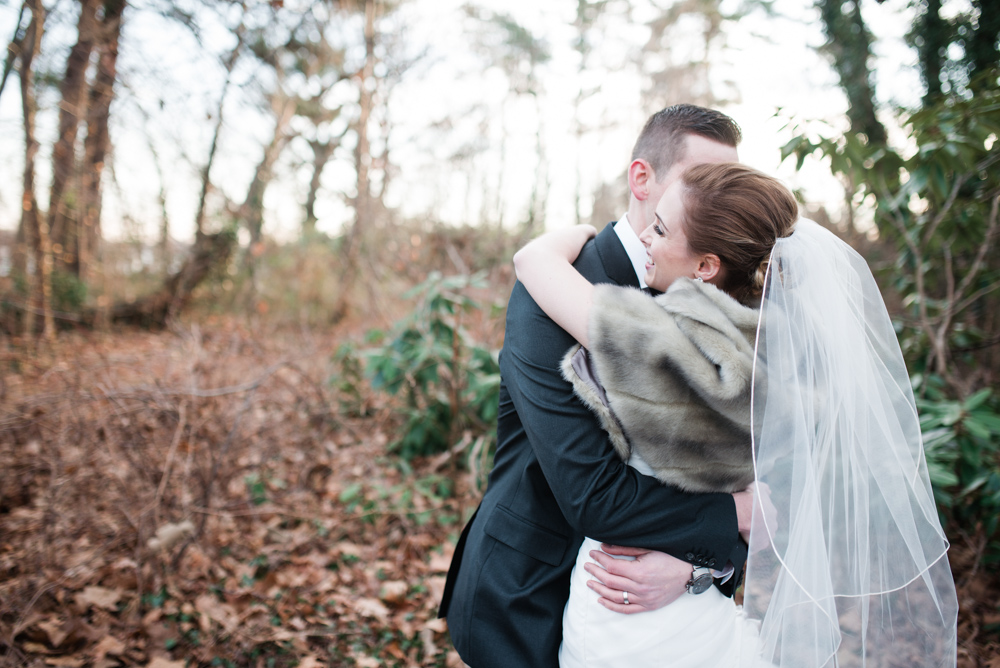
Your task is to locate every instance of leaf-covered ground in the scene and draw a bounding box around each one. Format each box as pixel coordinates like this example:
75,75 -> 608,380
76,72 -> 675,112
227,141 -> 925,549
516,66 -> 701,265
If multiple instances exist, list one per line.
1,317 -> 998,667
1,320 -> 474,667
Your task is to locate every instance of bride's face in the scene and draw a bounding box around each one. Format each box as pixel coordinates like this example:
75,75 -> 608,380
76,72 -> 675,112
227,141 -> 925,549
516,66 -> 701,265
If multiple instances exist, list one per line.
639,180 -> 701,292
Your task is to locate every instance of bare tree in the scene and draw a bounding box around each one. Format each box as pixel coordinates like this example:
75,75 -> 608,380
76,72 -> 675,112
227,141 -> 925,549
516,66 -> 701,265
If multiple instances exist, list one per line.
79,0 -> 127,283
466,7 -> 551,232
0,3 -> 30,101
17,0 -> 54,341
194,13 -> 247,240
49,0 -> 100,276
637,0 -> 736,113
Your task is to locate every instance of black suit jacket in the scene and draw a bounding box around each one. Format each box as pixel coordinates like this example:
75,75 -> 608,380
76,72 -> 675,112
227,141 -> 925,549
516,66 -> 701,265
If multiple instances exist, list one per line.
439,223 -> 748,667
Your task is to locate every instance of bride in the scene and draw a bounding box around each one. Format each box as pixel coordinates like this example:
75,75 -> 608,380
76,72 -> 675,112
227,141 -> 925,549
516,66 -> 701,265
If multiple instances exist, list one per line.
513,162 -> 958,667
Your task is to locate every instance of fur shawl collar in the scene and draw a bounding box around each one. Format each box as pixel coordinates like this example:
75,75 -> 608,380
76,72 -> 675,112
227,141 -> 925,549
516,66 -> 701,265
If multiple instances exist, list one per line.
561,278 -> 759,493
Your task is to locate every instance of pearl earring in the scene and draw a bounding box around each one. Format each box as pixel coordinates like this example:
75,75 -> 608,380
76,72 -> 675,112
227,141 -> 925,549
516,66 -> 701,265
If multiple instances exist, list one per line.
694,276 -> 703,283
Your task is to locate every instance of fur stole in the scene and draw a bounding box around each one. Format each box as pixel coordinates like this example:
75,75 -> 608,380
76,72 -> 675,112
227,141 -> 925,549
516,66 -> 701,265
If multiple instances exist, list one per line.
561,278 -> 760,493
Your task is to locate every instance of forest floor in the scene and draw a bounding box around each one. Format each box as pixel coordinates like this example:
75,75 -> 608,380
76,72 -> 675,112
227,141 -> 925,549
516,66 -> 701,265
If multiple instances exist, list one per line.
1,315 -> 999,667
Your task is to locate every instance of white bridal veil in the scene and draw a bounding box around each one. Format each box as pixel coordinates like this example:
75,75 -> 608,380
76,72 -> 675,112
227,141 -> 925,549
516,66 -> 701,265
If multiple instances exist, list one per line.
740,219 -> 959,668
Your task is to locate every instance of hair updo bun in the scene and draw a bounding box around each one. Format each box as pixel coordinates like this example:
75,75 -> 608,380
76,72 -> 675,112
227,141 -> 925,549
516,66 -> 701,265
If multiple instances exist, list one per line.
679,164 -> 798,304
752,255 -> 772,293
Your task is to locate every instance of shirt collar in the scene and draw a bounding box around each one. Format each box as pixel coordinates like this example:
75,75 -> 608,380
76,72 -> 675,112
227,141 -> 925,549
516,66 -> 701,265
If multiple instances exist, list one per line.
613,213 -> 648,289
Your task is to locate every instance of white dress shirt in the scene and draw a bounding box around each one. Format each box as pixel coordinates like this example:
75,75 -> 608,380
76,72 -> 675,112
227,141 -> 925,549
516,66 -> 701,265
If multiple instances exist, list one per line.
612,213 -> 648,289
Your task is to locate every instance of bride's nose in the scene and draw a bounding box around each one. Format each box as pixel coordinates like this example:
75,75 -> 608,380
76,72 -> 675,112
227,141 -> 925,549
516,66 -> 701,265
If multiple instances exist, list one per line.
638,225 -> 652,246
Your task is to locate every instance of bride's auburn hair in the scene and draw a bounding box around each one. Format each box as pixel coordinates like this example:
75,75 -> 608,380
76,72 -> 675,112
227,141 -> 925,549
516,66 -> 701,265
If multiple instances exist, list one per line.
680,163 -> 798,304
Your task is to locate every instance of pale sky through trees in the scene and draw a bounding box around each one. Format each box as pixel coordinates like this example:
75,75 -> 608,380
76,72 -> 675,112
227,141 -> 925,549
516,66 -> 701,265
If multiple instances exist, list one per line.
0,0 -> 921,243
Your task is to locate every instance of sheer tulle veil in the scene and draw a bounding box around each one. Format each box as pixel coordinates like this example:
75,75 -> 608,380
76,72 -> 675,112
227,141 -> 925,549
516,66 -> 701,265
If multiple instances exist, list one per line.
739,219 -> 959,667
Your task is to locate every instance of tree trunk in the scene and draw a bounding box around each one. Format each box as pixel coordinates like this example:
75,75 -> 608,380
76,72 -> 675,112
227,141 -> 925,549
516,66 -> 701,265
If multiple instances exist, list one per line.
967,0 -> 1000,85
194,21 -> 246,240
19,0 -> 53,341
333,0 -> 377,319
817,0 -> 886,145
303,139 -> 337,235
351,0 -> 376,230
916,0 -> 945,103
79,231 -> 236,329
49,0 -> 99,275
525,98 -> 547,234
243,95 -> 295,245
79,0 -> 125,284
0,3 -> 29,102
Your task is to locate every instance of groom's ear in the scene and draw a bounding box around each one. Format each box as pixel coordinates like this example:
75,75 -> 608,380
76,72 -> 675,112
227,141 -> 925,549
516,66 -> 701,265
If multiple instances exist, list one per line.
628,159 -> 654,200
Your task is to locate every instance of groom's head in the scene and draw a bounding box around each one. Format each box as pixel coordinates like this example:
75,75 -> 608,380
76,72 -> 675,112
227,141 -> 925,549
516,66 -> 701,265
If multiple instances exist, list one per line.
627,105 -> 741,234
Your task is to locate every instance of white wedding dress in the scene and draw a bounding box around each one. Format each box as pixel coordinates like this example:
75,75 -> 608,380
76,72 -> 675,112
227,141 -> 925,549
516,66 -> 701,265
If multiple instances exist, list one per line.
558,453 -> 764,668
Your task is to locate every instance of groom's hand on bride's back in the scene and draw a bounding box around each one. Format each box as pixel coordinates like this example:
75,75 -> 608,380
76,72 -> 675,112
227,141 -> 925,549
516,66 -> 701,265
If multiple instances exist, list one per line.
583,545 -> 692,614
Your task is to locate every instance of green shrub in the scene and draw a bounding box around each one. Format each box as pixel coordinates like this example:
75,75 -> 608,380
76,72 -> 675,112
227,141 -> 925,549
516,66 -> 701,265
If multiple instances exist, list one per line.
361,271 -> 501,464
919,378 -> 1000,562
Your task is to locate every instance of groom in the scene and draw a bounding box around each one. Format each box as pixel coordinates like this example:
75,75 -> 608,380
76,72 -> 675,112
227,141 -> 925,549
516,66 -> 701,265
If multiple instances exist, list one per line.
439,105 -> 753,667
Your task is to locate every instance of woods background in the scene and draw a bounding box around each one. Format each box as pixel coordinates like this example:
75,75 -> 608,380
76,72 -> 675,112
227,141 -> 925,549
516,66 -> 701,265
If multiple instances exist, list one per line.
1,0 -> 999,666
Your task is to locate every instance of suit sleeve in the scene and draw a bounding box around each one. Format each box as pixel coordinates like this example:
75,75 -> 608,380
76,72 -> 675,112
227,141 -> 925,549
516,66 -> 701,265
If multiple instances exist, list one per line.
501,259 -> 747,576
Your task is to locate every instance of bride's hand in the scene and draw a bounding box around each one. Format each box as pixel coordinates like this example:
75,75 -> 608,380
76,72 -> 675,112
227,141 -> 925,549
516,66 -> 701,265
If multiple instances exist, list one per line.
583,544 -> 691,614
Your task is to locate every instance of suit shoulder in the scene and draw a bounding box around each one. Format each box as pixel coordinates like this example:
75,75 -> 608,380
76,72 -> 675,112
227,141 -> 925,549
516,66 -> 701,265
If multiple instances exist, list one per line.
573,238 -> 612,283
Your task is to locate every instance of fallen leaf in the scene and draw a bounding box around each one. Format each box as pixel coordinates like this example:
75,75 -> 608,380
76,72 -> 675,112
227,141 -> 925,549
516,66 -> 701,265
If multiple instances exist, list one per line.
423,618 -> 448,634
92,634 -> 126,659
428,549 -> 453,573
147,521 -> 194,551
379,580 -> 408,605
43,658 -> 85,667
194,594 -> 238,633
352,597 -> 390,623
36,617 -> 68,647
297,656 -> 324,668
335,541 -> 362,558
146,659 -> 186,668
385,641 -> 406,659
445,650 -> 467,668
76,586 -> 121,611
420,627 -> 437,662
22,641 -> 53,655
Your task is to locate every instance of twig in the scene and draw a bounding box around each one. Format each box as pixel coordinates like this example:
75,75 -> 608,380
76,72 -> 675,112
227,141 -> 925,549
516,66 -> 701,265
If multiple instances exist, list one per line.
151,401 -> 187,527
109,359 -> 306,398
922,172 -> 969,247
187,501 -> 460,523
172,382 -> 258,571
953,194 -> 999,300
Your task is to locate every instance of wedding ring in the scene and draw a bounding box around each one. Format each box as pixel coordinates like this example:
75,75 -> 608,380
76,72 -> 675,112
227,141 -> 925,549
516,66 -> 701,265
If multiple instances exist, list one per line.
622,591 -> 630,605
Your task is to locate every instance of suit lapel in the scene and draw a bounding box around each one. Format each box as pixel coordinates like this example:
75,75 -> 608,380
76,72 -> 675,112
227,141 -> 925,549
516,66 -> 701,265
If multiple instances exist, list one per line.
595,222 -> 641,288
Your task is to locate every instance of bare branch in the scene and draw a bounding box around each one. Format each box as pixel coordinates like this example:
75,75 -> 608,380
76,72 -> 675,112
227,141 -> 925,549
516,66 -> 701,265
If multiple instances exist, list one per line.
922,171 -> 970,247
0,1 -> 28,101
953,193 -> 1000,301
883,190 -> 937,351
934,243 -> 956,374
954,278 -> 1000,317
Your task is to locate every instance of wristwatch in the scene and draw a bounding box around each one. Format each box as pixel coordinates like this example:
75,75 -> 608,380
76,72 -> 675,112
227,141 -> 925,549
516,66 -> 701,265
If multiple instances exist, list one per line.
685,566 -> 714,595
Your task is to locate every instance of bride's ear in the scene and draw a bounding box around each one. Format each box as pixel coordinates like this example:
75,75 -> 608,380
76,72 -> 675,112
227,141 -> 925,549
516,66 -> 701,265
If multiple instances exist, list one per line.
695,254 -> 723,283
628,159 -> 653,201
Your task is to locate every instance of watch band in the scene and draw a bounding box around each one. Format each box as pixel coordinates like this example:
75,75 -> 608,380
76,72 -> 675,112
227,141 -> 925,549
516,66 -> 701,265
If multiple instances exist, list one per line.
685,566 -> 714,595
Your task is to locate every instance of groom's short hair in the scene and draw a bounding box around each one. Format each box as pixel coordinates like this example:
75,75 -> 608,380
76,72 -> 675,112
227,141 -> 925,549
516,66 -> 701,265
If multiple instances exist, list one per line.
631,104 -> 742,178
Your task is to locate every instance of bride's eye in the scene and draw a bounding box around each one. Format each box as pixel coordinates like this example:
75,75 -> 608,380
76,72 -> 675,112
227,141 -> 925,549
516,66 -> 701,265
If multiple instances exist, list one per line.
653,224 -> 664,236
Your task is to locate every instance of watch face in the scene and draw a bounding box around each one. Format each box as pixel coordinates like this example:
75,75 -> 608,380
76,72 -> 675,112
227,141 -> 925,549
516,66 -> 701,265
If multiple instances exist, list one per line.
687,573 -> 714,595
